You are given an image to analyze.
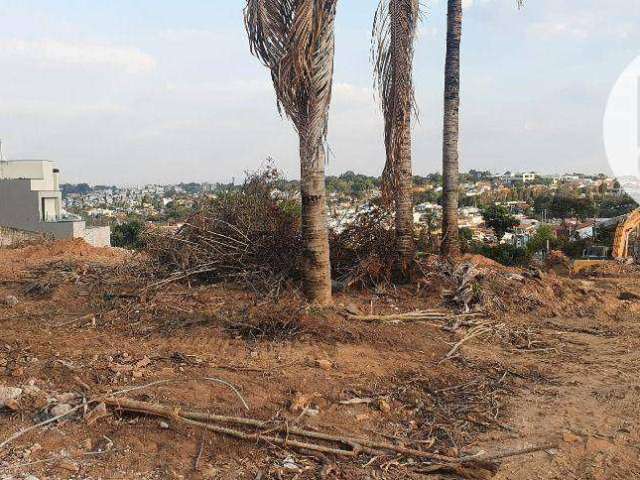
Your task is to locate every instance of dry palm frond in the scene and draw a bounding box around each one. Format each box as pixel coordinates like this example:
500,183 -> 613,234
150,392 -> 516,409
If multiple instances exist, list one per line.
372,0 -> 421,204
245,0 -> 338,163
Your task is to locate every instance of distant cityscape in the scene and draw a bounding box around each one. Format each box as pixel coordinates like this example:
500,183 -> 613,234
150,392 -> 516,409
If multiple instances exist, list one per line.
60,169 -> 636,256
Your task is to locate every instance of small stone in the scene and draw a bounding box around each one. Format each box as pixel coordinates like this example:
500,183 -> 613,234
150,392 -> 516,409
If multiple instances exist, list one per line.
0,386 -> 22,408
4,398 -> 20,411
159,421 -> 169,429
56,392 -> 77,403
315,359 -> 333,370
281,455 -> 300,471
2,295 -> 19,307
50,403 -> 73,418
23,385 -> 41,396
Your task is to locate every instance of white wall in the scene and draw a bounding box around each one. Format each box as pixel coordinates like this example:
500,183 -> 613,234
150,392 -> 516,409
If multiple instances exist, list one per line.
0,160 -> 57,191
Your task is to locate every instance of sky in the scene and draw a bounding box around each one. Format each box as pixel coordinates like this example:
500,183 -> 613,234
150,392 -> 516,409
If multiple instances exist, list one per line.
0,0 -> 638,184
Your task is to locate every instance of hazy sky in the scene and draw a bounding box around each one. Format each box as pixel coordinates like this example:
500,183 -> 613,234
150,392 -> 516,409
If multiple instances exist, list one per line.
0,0 -> 638,184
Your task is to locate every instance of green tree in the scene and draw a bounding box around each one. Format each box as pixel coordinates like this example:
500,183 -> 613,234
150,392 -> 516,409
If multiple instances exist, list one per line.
111,219 -> 146,250
482,205 -> 519,239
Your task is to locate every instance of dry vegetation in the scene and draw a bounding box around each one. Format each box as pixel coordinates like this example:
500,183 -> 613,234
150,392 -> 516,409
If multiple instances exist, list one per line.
1,182 -> 640,479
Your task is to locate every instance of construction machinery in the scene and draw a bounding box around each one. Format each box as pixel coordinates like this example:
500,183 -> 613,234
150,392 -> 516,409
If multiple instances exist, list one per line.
572,208 -> 640,273
611,208 -> 640,259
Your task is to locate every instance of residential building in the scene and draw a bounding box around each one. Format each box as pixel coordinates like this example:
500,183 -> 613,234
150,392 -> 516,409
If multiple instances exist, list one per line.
0,160 -> 110,246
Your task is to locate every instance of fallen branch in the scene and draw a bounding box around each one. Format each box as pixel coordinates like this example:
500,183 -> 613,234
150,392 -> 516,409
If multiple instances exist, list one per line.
348,310 -> 484,323
108,377 -> 249,411
52,313 -> 95,328
443,325 -> 492,360
102,397 -> 463,463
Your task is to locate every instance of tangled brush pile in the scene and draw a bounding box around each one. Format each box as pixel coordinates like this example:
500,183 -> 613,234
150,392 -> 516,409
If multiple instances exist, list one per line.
144,167 -> 303,291
330,206 -> 397,288
143,167 -> 403,292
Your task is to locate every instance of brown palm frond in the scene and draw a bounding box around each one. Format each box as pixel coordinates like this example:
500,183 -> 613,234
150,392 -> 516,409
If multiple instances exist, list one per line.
245,0 -> 338,161
372,0 -> 421,205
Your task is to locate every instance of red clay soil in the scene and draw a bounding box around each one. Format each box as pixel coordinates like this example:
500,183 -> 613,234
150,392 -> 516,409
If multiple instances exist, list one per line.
0,241 -> 639,479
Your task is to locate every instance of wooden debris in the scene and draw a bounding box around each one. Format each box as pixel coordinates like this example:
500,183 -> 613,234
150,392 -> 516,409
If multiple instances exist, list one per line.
347,310 -> 484,323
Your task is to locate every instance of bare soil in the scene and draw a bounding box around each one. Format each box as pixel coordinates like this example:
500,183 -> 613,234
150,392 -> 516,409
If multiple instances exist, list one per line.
1,240 -> 639,479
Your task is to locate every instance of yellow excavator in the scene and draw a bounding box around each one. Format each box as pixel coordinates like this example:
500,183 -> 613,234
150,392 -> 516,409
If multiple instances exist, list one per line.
611,209 -> 640,259
572,208 -> 640,273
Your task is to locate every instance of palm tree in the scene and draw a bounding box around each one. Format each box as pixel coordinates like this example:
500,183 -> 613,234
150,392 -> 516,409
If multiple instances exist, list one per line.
372,0 -> 420,277
245,0 -> 337,304
441,0 -> 524,257
441,0 -> 463,258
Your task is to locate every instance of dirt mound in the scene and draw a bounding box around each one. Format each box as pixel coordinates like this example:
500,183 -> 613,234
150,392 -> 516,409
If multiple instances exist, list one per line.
0,238 -> 125,267
3,241 -> 640,478
461,253 -> 508,270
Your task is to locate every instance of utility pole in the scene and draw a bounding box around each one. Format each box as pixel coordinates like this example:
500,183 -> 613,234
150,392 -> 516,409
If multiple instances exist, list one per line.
0,139 -> 4,161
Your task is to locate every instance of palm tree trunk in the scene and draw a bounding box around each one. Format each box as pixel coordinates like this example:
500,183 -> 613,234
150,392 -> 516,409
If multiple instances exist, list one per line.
441,0 -> 462,258
395,108 -> 414,275
300,136 -> 332,305
373,0 -> 419,278
244,0 -> 337,304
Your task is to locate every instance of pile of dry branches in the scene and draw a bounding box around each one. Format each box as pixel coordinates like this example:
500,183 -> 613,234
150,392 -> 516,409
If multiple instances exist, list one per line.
143,168 -> 402,293
330,206 -> 397,288
144,167 -> 304,291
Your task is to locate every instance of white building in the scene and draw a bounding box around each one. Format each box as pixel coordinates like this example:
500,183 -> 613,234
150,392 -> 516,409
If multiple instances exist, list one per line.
0,160 -> 110,246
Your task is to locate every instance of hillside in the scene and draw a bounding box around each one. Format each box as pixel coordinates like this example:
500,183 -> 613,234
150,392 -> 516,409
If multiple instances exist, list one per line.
0,241 -> 639,479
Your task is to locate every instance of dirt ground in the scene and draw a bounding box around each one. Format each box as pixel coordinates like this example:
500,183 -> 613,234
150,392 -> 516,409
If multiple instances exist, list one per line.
1,240 -> 640,479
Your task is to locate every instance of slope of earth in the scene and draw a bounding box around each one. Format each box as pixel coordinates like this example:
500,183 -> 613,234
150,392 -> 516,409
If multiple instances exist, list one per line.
0,241 -> 638,479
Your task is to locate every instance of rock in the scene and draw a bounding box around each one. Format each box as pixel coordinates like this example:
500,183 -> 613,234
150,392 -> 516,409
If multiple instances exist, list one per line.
2,295 -> 19,307
22,385 -> 41,396
0,386 -> 22,408
281,455 -> 300,471
56,392 -> 77,403
4,398 -> 20,411
159,420 -> 169,429
315,359 -> 333,370
50,403 -> 73,418
585,436 -> 613,453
